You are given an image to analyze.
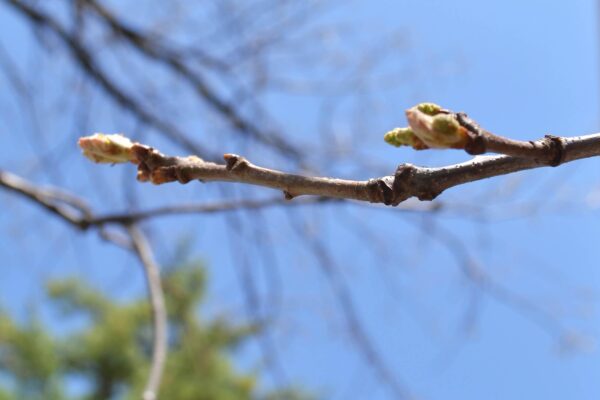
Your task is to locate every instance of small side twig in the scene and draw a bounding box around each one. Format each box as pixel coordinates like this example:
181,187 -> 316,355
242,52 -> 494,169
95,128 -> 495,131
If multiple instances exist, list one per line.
288,217 -> 414,400
0,169 -> 332,229
88,196 -> 336,225
387,103 -> 573,167
128,225 -> 168,400
0,170 -> 93,228
454,112 -> 566,165
3,0 -> 217,161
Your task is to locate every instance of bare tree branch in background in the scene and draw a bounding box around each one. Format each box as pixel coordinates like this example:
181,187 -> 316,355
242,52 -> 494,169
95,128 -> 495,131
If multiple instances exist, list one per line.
2,1 -> 597,399
128,225 -> 167,400
0,166 -> 429,399
0,169 -> 167,399
3,0 -> 218,160
82,0 -> 306,162
288,217 -> 414,399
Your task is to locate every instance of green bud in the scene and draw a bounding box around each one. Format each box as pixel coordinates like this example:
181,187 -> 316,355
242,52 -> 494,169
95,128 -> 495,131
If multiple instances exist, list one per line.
384,127 -> 416,147
416,102 -> 442,116
431,114 -> 459,136
429,114 -> 468,147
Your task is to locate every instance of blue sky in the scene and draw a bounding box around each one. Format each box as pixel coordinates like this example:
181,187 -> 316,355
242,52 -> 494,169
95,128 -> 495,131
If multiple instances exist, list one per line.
1,1 -> 599,399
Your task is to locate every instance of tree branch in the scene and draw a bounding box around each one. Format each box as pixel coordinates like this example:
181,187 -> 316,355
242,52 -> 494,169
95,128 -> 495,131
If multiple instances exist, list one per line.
0,169 -> 168,400
127,225 -> 168,400
0,169 -> 92,228
289,218 -> 414,399
0,169 -> 334,230
79,132 -> 600,205
89,196 -> 336,225
387,104 -> 582,167
81,0 -> 305,162
0,168 -> 440,399
3,0 -> 218,160
453,112 -> 567,165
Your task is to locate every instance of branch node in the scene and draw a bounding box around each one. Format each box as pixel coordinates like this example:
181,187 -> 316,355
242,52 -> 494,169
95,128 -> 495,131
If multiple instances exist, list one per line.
394,164 -> 441,202
544,135 -> 566,167
133,144 -> 181,183
283,190 -> 295,200
456,112 -> 486,155
149,167 -> 178,185
366,177 -> 394,205
366,164 -> 441,205
132,144 -> 158,166
78,220 -> 91,230
224,153 -> 249,172
175,166 -> 195,184
392,164 -> 415,204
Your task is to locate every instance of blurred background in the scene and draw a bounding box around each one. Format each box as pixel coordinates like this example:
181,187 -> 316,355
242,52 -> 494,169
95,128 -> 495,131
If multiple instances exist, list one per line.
1,0 -> 599,399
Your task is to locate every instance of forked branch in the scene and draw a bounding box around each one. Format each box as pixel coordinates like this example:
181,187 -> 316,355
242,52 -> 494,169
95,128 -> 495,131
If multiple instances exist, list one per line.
78,126 -> 600,206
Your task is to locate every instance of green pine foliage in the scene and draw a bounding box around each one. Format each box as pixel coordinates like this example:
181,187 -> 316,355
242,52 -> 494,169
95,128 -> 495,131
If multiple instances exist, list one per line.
0,264 -> 314,400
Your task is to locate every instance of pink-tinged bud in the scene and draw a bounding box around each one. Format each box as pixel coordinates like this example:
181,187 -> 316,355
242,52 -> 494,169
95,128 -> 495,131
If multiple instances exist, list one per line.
78,133 -> 135,163
405,105 -> 467,149
405,107 -> 438,147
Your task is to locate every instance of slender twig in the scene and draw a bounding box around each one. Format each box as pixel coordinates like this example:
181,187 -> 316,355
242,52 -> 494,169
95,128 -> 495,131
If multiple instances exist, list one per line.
81,0 -> 305,162
0,170 -> 91,228
0,166 -> 446,399
89,196 -> 336,225
3,0 -> 217,160
118,132 -> 600,205
2,170 -> 330,400
0,169 -> 335,228
453,111 -> 568,165
128,225 -> 168,400
393,105 -> 587,167
425,220 -> 567,338
288,216 -> 414,400
6,0 -> 305,163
